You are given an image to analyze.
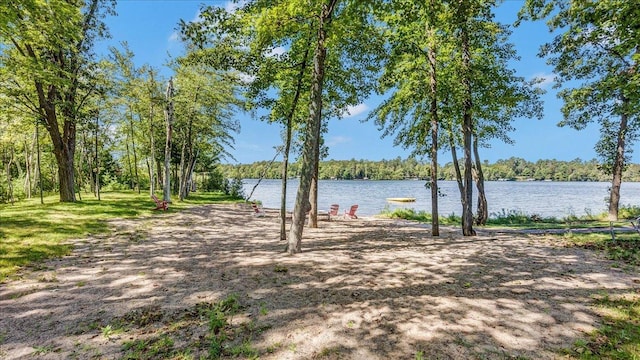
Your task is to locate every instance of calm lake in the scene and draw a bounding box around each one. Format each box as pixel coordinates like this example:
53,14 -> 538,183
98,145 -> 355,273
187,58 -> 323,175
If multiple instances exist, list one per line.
242,179 -> 640,218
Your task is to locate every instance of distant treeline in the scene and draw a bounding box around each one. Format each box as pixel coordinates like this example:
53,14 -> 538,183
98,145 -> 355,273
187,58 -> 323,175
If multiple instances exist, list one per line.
220,157 -> 640,182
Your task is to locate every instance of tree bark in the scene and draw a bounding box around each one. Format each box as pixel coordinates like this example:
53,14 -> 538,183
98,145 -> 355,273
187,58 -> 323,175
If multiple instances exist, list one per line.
280,42 -> 311,240
473,136 -> 488,225
36,117 -> 43,204
129,107 -> 140,193
179,137 -> 187,201
95,112 -> 100,200
427,7 -> 439,236
24,139 -> 32,199
459,3 -> 475,236
309,157 -> 319,229
163,78 -> 174,203
125,135 -> 134,190
288,0 -> 338,254
148,72 -> 157,195
608,96 -> 628,220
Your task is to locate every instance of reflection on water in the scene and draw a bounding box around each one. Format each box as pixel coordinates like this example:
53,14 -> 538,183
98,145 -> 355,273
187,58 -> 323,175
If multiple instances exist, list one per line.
242,179 -> 640,218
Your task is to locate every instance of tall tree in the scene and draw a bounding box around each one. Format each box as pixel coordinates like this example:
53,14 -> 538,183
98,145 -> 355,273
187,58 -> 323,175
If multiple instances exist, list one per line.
288,0 -> 339,253
520,0 -> 640,220
369,0 -> 449,236
181,0 -> 383,246
171,63 -> 241,200
163,78 -> 175,203
0,0 -> 115,202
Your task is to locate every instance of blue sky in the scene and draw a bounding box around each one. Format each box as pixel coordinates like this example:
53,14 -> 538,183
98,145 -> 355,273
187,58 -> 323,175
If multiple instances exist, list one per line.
97,0 -> 614,165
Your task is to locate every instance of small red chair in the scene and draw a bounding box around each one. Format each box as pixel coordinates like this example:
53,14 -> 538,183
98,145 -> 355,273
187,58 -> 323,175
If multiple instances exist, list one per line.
151,194 -> 168,211
344,204 -> 358,219
328,204 -> 340,221
251,202 -> 266,217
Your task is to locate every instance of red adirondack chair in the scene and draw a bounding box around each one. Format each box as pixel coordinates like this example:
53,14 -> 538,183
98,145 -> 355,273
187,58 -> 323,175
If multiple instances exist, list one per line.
344,204 -> 358,219
328,204 -> 340,220
151,194 -> 168,211
251,202 -> 266,217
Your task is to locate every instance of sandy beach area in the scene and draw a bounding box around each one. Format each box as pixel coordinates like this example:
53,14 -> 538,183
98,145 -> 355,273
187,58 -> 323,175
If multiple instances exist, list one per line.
1,203 -> 638,359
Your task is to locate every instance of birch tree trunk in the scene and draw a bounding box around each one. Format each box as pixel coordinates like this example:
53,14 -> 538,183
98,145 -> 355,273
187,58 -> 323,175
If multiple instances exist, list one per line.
24,139 -> 32,199
163,78 -> 174,203
129,107 -> 140,193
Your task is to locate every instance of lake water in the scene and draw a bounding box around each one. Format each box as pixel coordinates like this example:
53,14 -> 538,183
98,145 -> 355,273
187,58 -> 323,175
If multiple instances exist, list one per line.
242,179 -> 640,218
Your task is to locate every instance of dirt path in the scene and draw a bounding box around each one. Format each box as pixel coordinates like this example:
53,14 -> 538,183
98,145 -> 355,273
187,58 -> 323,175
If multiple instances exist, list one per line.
1,203 -> 638,359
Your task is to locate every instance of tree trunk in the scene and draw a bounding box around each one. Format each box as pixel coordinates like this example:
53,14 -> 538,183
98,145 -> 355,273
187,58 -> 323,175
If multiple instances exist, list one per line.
185,151 -> 198,197
288,0 -> 338,254
36,117 -> 43,204
129,107 -> 140,194
5,147 -> 14,204
76,130 -> 86,200
449,132 -> 464,205
280,142 -> 290,241
179,137 -> 187,201
148,71 -> 157,195
95,112 -> 100,201
163,78 -> 174,203
125,136 -> 134,190
473,136 -> 488,225
280,41 -> 311,241
608,96 -> 628,220
24,139 -> 32,199
427,10 -> 439,236
459,5 -> 475,236
309,158 -> 319,229
37,86 -> 77,202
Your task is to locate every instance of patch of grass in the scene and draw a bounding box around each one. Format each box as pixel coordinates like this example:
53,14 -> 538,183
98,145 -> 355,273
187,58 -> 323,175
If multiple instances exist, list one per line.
259,302 -> 268,316
0,191 -> 241,282
379,208 -> 460,225
101,324 -> 124,339
32,345 -> 55,355
380,206 -> 640,232
266,341 -> 283,353
228,339 -> 259,359
122,335 -> 175,359
346,320 -> 355,328
564,233 -> 640,267
273,264 -> 288,273
315,346 -> 342,358
560,233 -> 640,359
206,295 -> 241,359
567,293 -> 640,359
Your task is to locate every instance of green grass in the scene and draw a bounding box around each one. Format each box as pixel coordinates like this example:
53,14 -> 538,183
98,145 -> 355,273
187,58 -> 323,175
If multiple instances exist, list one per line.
557,232 -> 640,359
0,190 -> 240,282
380,206 -> 640,231
566,292 -> 640,359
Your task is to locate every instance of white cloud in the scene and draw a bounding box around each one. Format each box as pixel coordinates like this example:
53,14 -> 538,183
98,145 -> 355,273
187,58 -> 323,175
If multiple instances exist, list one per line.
531,72 -> 555,88
342,103 -> 369,118
327,136 -> 351,146
168,31 -> 179,42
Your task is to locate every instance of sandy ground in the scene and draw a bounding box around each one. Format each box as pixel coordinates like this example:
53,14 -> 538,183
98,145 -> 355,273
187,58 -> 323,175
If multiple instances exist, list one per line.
1,203 -> 639,359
